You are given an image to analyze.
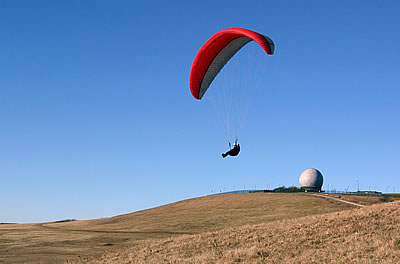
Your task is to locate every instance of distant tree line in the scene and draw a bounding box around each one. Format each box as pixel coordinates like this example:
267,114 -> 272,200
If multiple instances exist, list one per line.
54,219 -> 77,223
272,186 -> 304,193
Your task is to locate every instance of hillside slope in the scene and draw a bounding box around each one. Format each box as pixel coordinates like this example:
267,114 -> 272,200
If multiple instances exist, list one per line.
69,200 -> 400,264
48,193 -> 353,233
0,193 -> 356,264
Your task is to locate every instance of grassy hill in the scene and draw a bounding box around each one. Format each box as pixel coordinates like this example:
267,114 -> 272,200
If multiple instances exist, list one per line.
0,193 -> 385,263
69,199 -> 400,263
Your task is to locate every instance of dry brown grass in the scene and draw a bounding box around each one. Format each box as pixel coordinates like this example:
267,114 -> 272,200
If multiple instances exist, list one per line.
0,193 -> 353,263
69,200 -> 400,264
326,193 -> 400,206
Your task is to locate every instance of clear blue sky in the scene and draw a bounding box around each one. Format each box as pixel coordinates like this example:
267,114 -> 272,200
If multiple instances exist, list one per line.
1,0 -> 399,223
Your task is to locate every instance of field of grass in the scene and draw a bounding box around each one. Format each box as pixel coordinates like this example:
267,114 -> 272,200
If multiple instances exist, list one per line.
69,199 -> 400,264
0,193 -> 355,263
326,193 -> 399,205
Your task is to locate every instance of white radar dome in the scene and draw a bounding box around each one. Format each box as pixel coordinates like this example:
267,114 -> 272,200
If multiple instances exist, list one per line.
299,168 -> 324,192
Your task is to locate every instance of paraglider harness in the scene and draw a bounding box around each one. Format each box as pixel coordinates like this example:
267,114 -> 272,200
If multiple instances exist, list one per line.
222,139 -> 240,158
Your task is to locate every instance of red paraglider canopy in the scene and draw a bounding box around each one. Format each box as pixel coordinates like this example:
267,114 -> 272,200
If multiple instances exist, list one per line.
190,28 -> 274,100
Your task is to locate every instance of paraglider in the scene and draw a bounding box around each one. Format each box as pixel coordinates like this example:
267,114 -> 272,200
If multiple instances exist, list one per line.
222,141 -> 241,158
189,28 -> 274,157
